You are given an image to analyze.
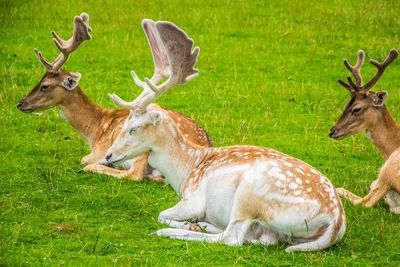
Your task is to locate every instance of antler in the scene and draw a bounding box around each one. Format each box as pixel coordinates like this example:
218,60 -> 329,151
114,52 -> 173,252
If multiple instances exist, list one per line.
109,20 -> 199,111
35,13 -> 92,71
338,49 -> 398,92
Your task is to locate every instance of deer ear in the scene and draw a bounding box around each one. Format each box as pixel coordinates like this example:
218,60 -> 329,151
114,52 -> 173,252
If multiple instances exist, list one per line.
372,91 -> 388,107
63,72 -> 81,91
149,111 -> 162,126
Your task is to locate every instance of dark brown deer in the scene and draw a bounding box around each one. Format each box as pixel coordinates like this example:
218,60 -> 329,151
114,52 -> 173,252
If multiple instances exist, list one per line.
17,13 -> 212,180
330,49 -> 400,213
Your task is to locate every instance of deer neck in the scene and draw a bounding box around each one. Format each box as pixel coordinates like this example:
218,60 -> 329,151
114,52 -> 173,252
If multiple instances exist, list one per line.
147,120 -> 209,194
59,87 -> 104,146
367,106 -> 400,159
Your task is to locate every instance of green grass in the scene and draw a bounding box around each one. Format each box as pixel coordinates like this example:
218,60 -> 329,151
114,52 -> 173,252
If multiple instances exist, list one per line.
1,0 -> 400,265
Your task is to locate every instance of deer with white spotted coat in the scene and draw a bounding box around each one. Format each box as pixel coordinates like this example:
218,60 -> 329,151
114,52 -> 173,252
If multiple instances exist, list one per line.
105,21 -> 346,252
17,14 -> 212,181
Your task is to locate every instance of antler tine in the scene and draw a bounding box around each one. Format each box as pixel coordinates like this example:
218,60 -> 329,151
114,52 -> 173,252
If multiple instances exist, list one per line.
34,48 -> 53,69
108,93 -> 137,110
111,20 -> 199,112
362,48 -> 398,91
35,13 -> 92,71
343,50 -> 365,87
138,21 -> 199,108
142,19 -> 170,85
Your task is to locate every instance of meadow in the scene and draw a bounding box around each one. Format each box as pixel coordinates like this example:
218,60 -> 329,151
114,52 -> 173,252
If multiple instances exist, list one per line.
1,0 -> 399,265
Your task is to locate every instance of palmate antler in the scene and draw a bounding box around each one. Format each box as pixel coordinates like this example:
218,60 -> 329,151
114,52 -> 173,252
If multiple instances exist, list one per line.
35,13 -> 92,71
338,49 -> 398,93
109,19 -> 199,112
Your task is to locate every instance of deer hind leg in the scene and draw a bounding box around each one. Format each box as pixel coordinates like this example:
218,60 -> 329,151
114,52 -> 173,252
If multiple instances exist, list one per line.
151,219 -> 252,245
336,187 -> 363,204
359,184 -> 390,208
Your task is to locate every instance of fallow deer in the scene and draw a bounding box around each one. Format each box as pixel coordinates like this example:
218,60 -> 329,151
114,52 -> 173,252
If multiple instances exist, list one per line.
104,21 -> 346,252
17,13 -> 212,180
330,49 -> 400,214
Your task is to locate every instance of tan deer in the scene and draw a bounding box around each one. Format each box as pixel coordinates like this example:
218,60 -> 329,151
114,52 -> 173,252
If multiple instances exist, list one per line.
17,13 -> 212,180
330,49 -> 400,214
103,21 -> 346,252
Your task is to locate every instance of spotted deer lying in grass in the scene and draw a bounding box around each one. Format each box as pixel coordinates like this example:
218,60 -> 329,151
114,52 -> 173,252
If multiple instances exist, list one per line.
330,49 -> 400,214
104,22 -> 346,252
17,13 -> 212,180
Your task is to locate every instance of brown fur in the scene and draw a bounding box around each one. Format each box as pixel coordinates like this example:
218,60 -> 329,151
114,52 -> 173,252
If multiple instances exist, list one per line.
18,71 -> 212,180
331,49 -> 400,211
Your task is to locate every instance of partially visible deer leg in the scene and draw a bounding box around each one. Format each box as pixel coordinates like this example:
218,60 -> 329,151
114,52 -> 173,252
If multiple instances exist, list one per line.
336,187 -> 362,203
81,151 -> 104,165
84,153 -> 164,181
122,154 -> 146,180
359,184 -> 390,208
337,183 -> 389,208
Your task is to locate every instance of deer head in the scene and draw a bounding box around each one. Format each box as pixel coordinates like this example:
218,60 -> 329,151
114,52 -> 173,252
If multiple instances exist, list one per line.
329,49 -> 398,139
17,13 -> 91,112
105,19 -> 199,164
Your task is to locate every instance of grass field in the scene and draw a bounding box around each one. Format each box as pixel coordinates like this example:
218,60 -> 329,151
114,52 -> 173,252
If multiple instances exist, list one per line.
1,0 -> 400,265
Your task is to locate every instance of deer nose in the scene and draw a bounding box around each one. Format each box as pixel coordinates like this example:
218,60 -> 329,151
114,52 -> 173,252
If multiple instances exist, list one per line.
329,127 -> 336,138
106,153 -> 113,161
17,99 -> 25,109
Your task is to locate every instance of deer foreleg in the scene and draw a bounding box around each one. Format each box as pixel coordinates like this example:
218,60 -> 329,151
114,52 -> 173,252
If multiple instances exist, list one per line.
81,152 -> 104,165
157,198 -> 215,232
83,153 -> 162,182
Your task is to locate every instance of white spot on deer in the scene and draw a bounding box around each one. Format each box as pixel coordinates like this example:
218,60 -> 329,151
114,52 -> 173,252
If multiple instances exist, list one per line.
305,179 -> 310,184
267,166 -> 285,180
195,149 -> 201,157
295,178 -> 302,185
284,162 -> 293,168
310,169 -> 318,174
306,188 -> 312,192
293,190 -> 302,196
180,143 -> 186,151
286,171 -> 293,177
289,183 -> 298,190
296,168 -> 304,175
269,160 -> 278,167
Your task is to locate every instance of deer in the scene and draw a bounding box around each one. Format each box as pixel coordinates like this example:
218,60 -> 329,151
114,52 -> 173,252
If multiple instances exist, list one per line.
329,49 -> 400,214
17,13 -> 212,181
103,21 -> 346,252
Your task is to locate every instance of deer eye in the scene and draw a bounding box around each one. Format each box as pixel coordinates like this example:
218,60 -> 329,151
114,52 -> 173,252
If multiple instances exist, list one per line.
41,84 -> 50,91
352,107 -> 362,114
129,126 -> 139,135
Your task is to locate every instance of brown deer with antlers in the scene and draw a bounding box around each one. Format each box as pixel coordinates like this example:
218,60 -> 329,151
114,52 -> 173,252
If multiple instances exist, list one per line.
17,13 -> 212,180
103,21 -> 346,252
330,49 -> 400,214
